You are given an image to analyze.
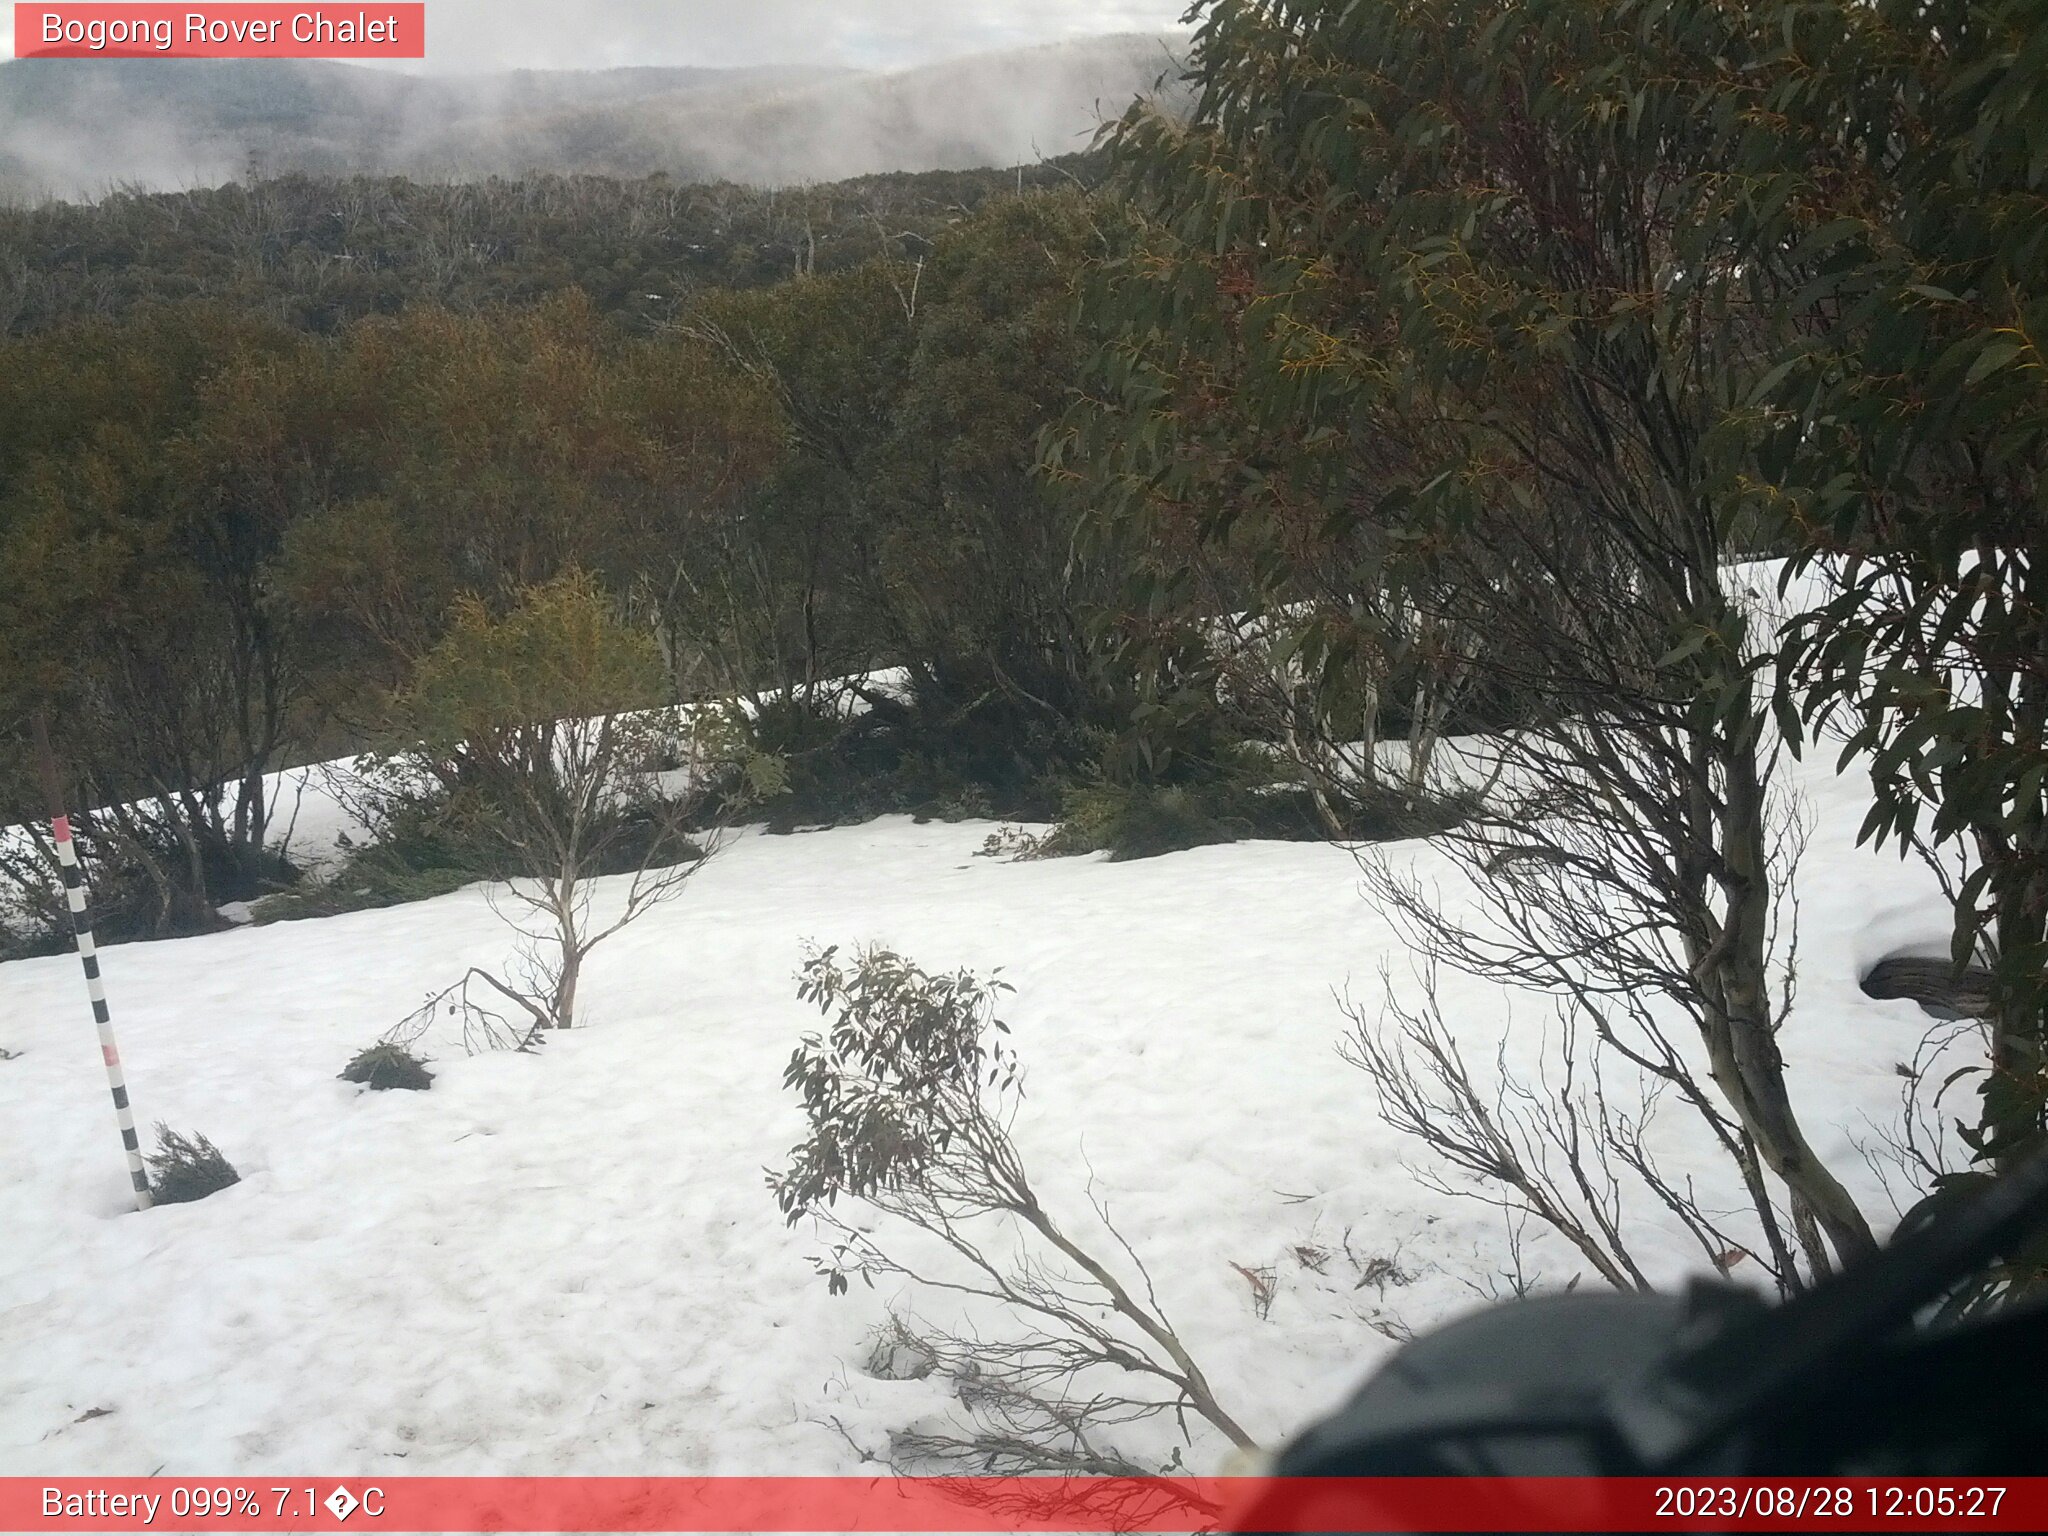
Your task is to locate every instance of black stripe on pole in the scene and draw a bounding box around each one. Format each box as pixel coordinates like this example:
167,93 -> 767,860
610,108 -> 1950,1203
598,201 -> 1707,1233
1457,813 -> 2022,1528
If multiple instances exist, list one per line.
60,863 -> 81,889
91,1000 -> 110,1025
131,1170 -> 150,1193
111,1085 -> 128,1110
82,954 -> 100,981
121,1127 -> 139,1152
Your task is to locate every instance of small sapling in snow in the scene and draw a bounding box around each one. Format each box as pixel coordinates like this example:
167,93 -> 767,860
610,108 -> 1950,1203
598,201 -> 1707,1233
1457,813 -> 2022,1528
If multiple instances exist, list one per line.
771,944 -> 1250,1480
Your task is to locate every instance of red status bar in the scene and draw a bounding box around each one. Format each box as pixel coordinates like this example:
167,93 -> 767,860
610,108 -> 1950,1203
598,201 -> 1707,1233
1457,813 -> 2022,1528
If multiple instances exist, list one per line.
5,1476 -> 2045,1532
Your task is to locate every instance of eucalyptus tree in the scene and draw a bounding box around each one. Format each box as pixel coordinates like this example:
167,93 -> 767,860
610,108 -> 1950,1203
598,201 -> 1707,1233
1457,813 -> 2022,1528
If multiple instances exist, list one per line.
1059,0 -> 1878,1275
1723,0 -> 2048,1196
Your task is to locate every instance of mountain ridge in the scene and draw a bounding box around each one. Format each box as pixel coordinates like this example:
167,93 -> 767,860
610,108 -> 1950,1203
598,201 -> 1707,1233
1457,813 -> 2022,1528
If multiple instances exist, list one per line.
0,34 -> 1187,200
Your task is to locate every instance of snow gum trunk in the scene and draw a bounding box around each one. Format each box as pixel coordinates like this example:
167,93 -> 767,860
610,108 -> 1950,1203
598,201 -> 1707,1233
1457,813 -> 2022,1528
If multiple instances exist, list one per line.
1705,709 -> 1875,1266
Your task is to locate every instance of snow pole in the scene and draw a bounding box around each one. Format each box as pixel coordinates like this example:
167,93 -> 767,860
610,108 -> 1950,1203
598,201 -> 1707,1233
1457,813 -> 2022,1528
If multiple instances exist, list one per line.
31,712 -> 152,1211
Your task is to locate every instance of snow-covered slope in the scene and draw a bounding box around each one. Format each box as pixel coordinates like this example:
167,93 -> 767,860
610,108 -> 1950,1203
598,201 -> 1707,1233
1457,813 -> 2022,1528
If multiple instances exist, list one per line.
0,758 -> 1955,1475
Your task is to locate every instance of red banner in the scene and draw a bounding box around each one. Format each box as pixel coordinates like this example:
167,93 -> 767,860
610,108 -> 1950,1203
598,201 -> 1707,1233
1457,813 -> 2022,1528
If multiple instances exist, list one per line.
3,1476 -> 2045,1532
12,5 -> 425,58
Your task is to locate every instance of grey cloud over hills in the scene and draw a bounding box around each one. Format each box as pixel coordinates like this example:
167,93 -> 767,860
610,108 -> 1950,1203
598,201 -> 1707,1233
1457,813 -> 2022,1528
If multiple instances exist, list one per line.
0,32 -> 1188,200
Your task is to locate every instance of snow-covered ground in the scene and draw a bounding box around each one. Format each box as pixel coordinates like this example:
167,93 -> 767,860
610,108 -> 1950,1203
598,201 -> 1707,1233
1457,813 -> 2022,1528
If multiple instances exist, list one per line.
0,754 -> 1958,1476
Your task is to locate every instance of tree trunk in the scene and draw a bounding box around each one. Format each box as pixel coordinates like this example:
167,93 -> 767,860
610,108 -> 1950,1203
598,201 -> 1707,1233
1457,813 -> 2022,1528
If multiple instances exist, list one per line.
1703,721 -> 1877,1266
553,866 -> 582,1030
555,942 -> 582,1031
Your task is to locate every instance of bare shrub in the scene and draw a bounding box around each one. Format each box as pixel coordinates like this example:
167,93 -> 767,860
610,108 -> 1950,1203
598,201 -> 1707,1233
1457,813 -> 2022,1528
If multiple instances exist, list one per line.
1346,955 -> 1816,1296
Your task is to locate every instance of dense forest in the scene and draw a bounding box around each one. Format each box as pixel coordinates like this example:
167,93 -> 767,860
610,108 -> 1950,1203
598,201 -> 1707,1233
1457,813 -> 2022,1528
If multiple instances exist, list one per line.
0,158 -> 1102,333
0,155 -> 1256,933
2,0 -> 2042,1309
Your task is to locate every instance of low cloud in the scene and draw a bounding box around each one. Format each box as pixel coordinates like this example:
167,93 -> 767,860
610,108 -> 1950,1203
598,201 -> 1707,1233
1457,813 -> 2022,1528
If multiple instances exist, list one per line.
406,0 -> 1183,71
0,24 -> 1190,201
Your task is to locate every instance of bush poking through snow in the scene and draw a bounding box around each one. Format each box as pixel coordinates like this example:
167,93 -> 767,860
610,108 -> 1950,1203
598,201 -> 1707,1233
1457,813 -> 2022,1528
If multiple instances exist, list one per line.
975,825 -> 1048,861
859,1315 -> 937,1382
724,674 -> 1083,833
1035,768 -> 1465,863
247,784 -> 516,923
771,945 -> 1251,1481
145,1126 -> 240,1205
1038,777 -> 1319,862
340,1042 -> 435,1091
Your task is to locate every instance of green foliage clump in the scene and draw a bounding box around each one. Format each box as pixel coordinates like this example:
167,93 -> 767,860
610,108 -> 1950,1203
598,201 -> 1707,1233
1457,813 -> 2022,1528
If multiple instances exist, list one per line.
248,789 -> 511,923
1038,775 -> 1325,862
0,905 -> 71,962
1035,740 -> 1477,861
146,1126 -> 240,1206
340,1042 -> 435,1092
254,779 -> 707,923
586,808 -> 706,877
383,572 -> 712,890
0,307 -> 318,937
399,572 -> 669,750
771,945 -> 1018,1247
0,821 -> 300,948
261,575 -> 708,922
733,678 -> 1078,833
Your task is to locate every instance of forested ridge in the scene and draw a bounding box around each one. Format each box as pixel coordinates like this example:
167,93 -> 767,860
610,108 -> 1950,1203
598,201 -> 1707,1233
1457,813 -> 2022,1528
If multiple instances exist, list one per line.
0,158 -> 1101,334
2,0 -> 2043,1317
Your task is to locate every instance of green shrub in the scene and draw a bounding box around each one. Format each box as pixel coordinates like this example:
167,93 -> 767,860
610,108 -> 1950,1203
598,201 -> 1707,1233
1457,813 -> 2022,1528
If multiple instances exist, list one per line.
727,686 -> 1067,832
587,806 -> 706,876
146,1126 -> 240,1205
0,824 -> 298,947
340,1041 -> 435,1091
250,862 -> 473,923
0,906 -> 69,962
250,781 -> 532,923
1036,762 -> 1472,862
1038,777 -> 1322,861
249,785 -> 490,923
252,761 -> 710,924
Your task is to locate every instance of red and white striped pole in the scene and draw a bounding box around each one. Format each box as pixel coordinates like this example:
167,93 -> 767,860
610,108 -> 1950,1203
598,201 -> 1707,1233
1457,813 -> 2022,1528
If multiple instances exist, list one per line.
31,712 -> 152,1212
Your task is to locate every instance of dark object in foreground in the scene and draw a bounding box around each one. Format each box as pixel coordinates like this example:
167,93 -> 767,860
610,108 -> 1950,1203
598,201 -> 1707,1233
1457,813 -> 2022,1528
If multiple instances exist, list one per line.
341,1041 -> 436,1091
144,1125 -> 240,1205
1232,1150 -> 2048,1520
1861,955 -> 1995,1019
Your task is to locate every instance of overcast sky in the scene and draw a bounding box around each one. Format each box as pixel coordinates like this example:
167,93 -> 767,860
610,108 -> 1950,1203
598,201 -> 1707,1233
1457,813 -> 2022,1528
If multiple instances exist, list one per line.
4,2 -> 1190,71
